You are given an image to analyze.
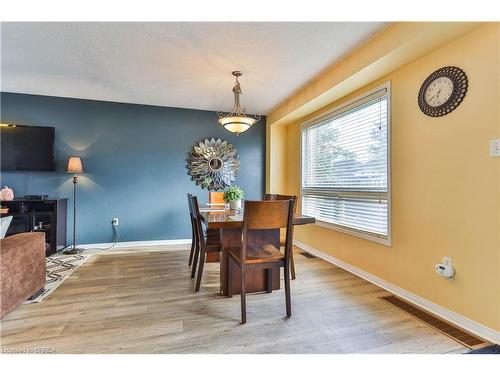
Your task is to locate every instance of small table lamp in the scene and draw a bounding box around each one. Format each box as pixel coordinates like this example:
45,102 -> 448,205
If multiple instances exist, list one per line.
64,156 -> 84,254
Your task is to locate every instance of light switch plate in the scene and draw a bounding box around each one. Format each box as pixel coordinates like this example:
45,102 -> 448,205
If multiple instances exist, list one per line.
490,139 -> 500,157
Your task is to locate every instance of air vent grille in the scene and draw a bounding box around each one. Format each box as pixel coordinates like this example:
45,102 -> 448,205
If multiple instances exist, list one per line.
379,295 -> 489,349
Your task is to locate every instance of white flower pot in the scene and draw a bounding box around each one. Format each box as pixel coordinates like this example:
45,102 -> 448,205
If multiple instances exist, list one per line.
229,199 -> 242,210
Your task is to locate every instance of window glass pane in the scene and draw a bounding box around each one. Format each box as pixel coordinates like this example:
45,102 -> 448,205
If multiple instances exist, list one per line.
303,96 -> 388,192
302,193 -> 388,236
301,87 -> 390,239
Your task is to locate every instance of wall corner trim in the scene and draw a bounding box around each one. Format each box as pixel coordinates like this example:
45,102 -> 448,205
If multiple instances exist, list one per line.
78,238 -> 191,251
293,239 -> 500,345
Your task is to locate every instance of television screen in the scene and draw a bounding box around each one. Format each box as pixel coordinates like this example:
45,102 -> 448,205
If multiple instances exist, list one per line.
1,125 -> 55,171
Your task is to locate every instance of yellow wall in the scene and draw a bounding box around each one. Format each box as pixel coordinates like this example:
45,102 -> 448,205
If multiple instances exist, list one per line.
270,23 -> 500,332
269,122 -> 288,193
268,22 -> 483,127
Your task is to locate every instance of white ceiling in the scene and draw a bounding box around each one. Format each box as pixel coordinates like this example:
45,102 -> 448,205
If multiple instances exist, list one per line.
1,22 -> 386,114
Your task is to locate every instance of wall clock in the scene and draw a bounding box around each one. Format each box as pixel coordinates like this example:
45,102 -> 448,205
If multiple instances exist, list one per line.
418,66 -> 468,117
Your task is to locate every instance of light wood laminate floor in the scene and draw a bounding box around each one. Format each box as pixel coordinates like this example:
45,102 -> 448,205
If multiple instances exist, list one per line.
0,247 -> 467,354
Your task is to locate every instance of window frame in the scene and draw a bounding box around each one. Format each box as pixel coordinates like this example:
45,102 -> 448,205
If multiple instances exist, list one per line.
300,82 -> 392,246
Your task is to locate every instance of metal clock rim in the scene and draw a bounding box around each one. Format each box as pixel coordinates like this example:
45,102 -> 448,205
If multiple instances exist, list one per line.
417,66 -> 468,117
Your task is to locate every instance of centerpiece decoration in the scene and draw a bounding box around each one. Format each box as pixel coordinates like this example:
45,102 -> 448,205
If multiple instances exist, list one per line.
223,185 -> 244,210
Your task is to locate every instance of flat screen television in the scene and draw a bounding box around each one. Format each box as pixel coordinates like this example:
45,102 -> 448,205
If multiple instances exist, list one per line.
1,125 -> 55,171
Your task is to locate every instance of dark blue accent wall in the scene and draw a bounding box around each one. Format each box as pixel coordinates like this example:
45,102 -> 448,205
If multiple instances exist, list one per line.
0,92 -> 266,244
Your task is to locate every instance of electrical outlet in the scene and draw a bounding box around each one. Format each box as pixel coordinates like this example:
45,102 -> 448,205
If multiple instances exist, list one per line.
436,256 -> 455,279
112,218 -> 119,226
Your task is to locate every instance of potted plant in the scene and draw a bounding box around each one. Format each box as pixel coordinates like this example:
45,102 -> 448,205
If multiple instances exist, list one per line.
223,185 -> 244,210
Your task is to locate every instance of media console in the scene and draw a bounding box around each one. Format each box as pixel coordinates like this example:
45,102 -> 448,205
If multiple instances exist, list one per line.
1,198 -> 67,256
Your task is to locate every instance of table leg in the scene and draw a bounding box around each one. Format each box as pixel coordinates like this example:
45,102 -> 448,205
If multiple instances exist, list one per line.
206,228 -> 221,263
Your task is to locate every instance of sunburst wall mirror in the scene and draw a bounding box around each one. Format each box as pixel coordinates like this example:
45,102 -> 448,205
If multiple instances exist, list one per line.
187,138 -> 240,191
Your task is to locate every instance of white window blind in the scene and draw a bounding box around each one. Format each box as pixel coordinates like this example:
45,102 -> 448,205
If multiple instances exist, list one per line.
301,84 -> 390,242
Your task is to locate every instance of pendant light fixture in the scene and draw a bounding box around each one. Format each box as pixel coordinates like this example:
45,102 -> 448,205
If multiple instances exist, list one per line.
217,71 -> 261,135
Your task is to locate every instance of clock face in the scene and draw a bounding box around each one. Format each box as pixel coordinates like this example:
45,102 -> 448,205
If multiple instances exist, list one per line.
418,66 -> 468,117
424,77 -> 453,107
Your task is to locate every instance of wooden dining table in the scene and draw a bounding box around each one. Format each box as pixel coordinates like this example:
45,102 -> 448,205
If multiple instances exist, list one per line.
200,207 -> 315,296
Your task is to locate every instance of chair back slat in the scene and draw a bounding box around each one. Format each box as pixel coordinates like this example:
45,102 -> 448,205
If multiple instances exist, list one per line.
187,193 -> 194,219
209,192 -> 225,204
241,200 -> 294,263
243,200 -> 292,230
187,193 -> 197,230
264,193 -> 277,200
276,195 -> 297,213
190,195 -> 204,244
265,193 -> 297,213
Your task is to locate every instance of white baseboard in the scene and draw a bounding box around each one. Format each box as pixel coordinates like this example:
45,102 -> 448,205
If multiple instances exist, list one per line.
79,238 -> 191,250
294,239 -> 500,345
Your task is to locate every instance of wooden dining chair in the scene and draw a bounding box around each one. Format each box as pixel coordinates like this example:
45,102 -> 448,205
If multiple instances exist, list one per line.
264,193 -> 298,279
190,195 -> 222,292
208,191 -> 225,205
227,199 -> 295,323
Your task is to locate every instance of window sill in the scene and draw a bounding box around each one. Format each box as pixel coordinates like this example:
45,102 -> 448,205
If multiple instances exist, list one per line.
312,220 -> 392,247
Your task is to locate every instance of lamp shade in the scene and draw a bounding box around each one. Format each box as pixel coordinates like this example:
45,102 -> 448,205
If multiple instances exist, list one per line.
66,156 -> 84,174
217,116 -> 256,135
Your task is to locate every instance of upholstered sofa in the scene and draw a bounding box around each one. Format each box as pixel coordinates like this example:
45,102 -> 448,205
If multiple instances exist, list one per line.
0,232 -> 46,319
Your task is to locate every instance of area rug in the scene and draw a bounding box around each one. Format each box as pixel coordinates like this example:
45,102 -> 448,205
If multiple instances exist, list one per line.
25,253 -> 92,304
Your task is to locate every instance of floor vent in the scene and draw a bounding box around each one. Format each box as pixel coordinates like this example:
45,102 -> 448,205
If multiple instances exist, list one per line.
379,295 -> 490,349
299,252 -> 316,258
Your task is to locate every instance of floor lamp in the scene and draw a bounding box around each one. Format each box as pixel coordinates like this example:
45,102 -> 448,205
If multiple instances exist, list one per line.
64,156 -> 84,254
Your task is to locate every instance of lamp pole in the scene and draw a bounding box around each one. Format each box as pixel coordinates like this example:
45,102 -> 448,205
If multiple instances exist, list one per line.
72,172 -> 78,250
64,156 -> 84,254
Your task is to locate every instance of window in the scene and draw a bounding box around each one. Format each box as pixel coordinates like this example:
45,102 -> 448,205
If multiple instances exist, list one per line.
301,83 -> 391,245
